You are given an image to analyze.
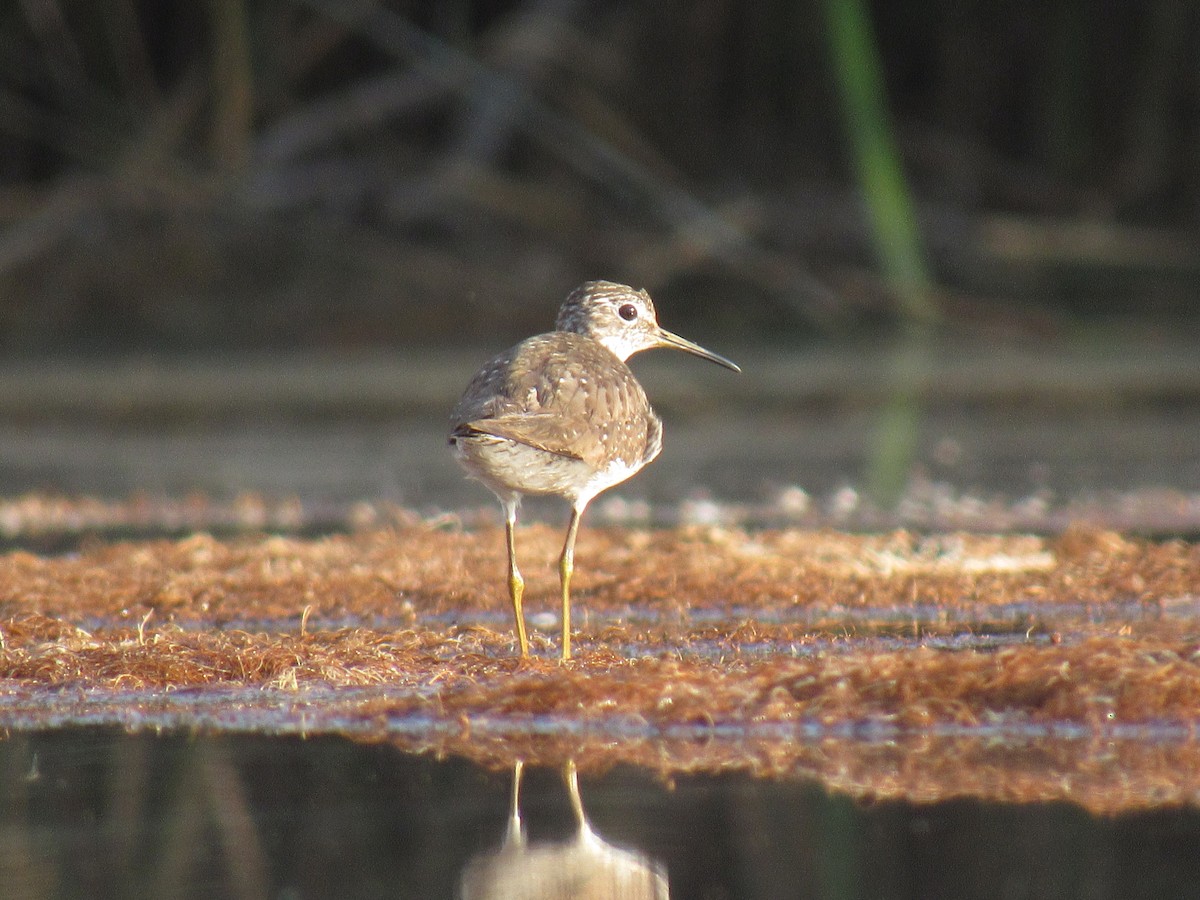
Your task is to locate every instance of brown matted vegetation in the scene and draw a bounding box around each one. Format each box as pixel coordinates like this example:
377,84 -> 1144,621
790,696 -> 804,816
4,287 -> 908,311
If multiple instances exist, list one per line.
0,522 -> 1199,812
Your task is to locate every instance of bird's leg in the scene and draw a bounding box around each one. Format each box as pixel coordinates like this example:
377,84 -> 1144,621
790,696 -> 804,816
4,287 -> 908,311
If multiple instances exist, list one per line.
558,506 -> 583,661
504,501 -> 529,657
563,760 -> 588,834
505,760 -> 526,847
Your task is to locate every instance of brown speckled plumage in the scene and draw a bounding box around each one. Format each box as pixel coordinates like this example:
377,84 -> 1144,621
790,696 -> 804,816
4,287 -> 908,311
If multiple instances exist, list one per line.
451,332 -> 661,481
449,280 -> 738,659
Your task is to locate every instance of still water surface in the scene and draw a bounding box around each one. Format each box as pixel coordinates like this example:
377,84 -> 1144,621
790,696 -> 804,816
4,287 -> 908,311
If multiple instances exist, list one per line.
2,729 -> 1198,899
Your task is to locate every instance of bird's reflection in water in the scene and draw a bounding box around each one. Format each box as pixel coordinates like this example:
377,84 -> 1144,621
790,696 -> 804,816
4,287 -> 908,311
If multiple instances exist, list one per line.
460,761 -> 669,899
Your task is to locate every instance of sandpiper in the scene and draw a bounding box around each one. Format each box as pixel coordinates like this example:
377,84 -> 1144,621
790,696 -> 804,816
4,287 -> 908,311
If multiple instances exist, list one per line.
449,281 -> 739,659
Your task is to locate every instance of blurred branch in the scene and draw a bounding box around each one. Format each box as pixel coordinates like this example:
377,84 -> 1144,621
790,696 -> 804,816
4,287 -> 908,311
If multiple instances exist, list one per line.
103,0 -> 161,110
210,0 -> 254,170
17,0 -> 87,94
1116,0 -> 1197,205
0,177 -> 101,275
1042,1 -> 1090,178
114,61 -> 210,175
291,0 -> 839,322
256,69 -> 461,164
444,0 -> 586,169
0,86 -> 117,164
14,0 -> 130,125
979,215 -> 1200,270
0,60 -> 213,278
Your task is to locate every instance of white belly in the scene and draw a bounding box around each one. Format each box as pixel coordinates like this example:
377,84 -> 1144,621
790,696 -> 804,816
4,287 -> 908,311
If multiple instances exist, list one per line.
453,434 -> 647,508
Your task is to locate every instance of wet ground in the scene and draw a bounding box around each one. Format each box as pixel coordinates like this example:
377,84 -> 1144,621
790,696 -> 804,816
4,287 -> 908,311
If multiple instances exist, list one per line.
2,523 -> 1199,810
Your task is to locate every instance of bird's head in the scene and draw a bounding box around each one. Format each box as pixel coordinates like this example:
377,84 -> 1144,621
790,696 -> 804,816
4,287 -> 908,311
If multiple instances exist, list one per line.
555,281 -> 740,370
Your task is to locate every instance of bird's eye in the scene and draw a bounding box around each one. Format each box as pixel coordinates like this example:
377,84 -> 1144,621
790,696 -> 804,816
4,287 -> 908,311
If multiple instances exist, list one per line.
618,303 -> 638,321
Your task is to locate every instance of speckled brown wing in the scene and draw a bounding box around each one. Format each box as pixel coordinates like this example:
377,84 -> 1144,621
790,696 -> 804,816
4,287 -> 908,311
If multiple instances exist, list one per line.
450,332 -> 658,469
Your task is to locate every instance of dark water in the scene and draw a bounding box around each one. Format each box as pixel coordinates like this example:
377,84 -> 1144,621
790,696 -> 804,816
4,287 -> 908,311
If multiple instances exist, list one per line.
1,346 -> 1197,535
1,730 -> 1198,900
3,407 -> 1197,513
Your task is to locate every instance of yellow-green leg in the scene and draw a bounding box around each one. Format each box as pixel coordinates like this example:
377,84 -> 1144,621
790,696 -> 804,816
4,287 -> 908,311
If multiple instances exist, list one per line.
558,506 -> 583,661
505,504 -> 529,657
563,760 -> 585,830
505,760 -> 525,845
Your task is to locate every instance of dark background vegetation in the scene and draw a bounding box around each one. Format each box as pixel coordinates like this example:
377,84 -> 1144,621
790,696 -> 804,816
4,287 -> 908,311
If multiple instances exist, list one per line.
1,0 -> 1198,354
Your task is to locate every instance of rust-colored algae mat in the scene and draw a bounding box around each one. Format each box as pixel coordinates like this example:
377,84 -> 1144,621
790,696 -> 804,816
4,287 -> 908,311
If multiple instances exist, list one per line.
1,522 -> 1199,813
